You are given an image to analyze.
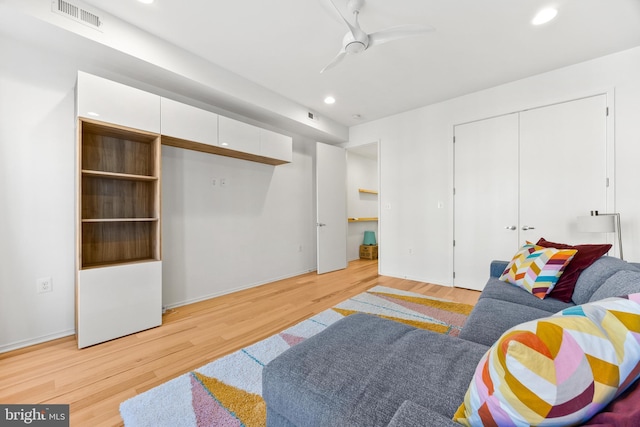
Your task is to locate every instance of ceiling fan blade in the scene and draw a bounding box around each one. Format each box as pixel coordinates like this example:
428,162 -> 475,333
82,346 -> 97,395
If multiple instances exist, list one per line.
320,49 -> 347,73
368,24 -> 434,48
326,0 -> 359,39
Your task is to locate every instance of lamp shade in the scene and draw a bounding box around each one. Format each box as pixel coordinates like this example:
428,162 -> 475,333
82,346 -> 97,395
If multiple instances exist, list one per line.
577,215 -> 615,233
363,231 -> 377,245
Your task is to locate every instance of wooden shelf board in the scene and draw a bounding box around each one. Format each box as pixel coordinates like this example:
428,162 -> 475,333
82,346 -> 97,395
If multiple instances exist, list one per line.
82,218 -> 159,223
81,257 -> 160,270
358,188 -> 378,194
82,169 -> 158,181
348,217 -> 379,222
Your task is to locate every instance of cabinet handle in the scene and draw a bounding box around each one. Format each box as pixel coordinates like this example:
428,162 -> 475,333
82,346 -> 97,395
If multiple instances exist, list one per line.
522,225 -> 536,230
504,225 -> 516,230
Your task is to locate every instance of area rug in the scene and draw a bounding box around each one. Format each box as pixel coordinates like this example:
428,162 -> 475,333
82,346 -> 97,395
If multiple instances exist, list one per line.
119,285 -> 474,426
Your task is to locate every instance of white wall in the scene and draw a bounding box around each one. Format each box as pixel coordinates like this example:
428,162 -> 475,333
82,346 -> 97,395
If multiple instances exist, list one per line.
349,46 -> 640,286
346,150 -> 378,260
0,33 -> 317,352
161,141 -> 316,308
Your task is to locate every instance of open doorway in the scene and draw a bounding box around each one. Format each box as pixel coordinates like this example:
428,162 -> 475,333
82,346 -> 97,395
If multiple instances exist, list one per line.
346,142 -> 379,262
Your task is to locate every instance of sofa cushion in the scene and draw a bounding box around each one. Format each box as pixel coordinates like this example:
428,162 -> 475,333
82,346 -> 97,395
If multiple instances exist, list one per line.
537,238 -> 612,302
480,277 -> 574,314
387,400 -> 458,427
572,256 -> 640,305
454,294 -> 640,427
459,297 -> 554,347
589,270 -> 640,302
263,313 -> 489,427
499,243 -> 577,299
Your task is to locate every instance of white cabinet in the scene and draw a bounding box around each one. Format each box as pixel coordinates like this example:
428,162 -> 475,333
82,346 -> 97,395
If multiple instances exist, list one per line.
218,115 -> 261,155
261,128 -> 293,163
160,98 -> 218,146
218,116 -> 293,164
77,261 -> 162,348
76,71 -> 160,133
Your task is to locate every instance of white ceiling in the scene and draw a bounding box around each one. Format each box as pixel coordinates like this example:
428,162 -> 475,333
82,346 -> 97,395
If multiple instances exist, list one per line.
50,0 -> 640,128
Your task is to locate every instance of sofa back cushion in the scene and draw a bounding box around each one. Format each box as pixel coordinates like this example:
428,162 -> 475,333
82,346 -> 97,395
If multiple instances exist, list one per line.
454,294 -> 640,427
572,256 -> 640,305
589,270 -> 640,302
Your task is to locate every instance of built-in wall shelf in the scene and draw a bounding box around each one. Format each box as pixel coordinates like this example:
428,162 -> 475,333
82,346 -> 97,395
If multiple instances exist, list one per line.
348,217 -> 379,222
358,188 -> 378,194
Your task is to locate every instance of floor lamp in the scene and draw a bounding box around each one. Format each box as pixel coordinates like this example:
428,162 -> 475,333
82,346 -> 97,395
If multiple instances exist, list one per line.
577,211 -> 623,260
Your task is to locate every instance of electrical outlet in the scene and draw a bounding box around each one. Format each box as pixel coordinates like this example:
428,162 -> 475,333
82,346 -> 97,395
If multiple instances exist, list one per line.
37,277 -> 52,294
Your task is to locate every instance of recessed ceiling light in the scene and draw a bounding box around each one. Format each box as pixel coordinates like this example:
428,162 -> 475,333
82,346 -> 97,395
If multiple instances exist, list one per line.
138,0 -> 154,4
532,8 -> 558,25
324,96 -> 336,105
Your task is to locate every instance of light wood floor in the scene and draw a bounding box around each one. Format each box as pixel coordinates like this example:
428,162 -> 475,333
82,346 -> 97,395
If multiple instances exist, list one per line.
0,259 -> 480,426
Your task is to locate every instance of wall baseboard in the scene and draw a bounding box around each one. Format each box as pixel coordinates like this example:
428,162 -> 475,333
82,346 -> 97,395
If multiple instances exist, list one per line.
0,329 -> 76,354
164,268 -> 318,311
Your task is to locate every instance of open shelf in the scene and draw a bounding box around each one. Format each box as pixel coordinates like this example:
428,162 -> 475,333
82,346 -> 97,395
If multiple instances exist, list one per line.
348,217 -> 379,222
79,119 -> 160,269
358,188 -> 378,194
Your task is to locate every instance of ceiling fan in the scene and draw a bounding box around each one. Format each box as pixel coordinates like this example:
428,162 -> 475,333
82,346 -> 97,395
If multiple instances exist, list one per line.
320,0 -> 435,73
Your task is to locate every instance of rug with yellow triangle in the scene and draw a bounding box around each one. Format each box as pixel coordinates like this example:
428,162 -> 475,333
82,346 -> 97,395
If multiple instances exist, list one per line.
119,285 -> 474,426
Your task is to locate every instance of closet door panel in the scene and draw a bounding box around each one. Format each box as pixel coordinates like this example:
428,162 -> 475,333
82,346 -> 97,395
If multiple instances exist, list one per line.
454,113 -> 520,291
520,95 -> 608,245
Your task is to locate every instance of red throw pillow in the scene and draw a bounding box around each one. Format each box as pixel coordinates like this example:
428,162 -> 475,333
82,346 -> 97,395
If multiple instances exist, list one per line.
536,238 -> 612,302
584,377 -> 640,426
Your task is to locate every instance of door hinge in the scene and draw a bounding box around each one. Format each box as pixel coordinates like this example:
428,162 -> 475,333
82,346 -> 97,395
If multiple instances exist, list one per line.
606,177 -> 610,187
453,239 -> 456,247
453,136 -> 456,143
606,107 -> 609,116
453,271 -> 456,279
453,187 -> 456,196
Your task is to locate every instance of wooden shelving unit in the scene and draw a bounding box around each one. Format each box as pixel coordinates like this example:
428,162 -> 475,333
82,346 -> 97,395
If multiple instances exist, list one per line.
358,188 -> 378,194
348,217 -> 379,222
78,120 -> 161,269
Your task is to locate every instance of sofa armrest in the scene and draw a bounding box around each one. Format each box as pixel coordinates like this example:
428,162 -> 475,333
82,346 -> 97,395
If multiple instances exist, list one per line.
387,400 -> 460,427
490,260 -> 509,278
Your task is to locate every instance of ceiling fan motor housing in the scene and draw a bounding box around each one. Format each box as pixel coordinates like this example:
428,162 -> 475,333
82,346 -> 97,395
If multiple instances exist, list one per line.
343,31 -> 369,53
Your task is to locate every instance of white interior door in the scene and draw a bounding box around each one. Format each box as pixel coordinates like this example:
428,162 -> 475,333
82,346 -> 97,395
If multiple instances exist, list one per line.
454,114 -> 520,290
519,95 -> 608,244
316,142 -> 347,274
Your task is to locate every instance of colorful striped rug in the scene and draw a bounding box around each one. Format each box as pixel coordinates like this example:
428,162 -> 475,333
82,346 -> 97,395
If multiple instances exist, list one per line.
119,285 -> 474,426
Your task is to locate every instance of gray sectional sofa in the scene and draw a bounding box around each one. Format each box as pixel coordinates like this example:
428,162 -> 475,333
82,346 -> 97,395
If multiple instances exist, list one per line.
263,256 -> 640,426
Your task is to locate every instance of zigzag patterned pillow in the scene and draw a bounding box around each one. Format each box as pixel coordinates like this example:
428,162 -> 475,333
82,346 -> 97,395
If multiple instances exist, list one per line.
454,294 -> 640,426
500,243 -> 577,299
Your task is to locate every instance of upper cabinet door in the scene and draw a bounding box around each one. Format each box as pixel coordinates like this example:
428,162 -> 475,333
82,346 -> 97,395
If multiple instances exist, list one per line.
261,128 -> 293,163
218,115 -> 261,156
76,71 -> 160,133
160,98 -> 219,146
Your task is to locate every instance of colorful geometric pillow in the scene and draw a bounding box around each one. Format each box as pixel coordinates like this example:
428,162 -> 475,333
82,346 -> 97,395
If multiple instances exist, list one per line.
537,238 -> 612,303
500,243 -> 577,299
453,294 -> 640,426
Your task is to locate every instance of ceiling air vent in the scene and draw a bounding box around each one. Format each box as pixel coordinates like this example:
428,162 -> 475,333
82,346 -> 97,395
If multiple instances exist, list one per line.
51,0 -> 102,31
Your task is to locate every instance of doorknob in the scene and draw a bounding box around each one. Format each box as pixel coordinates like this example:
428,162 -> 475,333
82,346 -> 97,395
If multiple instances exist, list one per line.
504,225 -> 516,230
522,225 -> 536,230
317,223 -> 327,227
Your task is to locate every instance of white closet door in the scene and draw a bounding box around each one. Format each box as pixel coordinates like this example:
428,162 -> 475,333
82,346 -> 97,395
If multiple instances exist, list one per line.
454,114 -> 520,290
520,95 -> 608,245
